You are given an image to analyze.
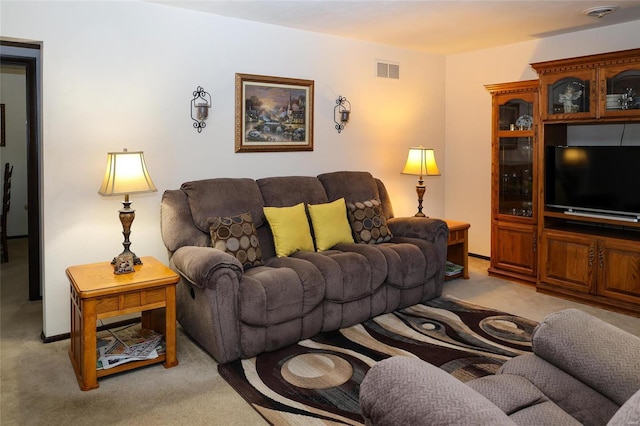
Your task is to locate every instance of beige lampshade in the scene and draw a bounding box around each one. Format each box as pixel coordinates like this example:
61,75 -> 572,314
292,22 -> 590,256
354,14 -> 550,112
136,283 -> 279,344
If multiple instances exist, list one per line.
401,147 -> 441,178
98,149 -> 157,196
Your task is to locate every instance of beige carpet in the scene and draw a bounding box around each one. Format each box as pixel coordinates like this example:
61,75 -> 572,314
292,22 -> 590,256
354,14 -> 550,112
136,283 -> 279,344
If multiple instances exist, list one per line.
2,238 -> 639,425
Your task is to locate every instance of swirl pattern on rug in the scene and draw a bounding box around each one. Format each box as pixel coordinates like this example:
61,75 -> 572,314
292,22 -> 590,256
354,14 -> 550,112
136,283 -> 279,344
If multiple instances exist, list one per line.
218,296 -> 537,425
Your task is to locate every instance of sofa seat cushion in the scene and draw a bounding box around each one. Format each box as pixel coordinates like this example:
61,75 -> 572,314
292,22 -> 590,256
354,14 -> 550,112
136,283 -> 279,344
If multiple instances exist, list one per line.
239,259 -> 325,326
468,374 -> 581,425
292,248 -> 386,302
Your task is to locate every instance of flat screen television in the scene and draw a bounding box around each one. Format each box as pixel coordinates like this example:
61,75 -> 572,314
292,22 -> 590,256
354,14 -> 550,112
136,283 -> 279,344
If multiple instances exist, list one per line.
545,145 -> 640,221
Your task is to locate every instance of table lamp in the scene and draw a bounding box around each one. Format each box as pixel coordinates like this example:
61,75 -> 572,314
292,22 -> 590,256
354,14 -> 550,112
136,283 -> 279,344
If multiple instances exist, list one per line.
98,148 -> 157,266
401,147 -> 440,217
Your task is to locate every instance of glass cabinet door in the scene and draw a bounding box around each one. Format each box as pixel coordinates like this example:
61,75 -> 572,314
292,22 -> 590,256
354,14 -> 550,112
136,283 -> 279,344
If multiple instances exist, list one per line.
602,66 -> 640,115
548,77 -> 590,115
541,69 -> 596,120
496,96 -> 535,220
498,136 -> 533,217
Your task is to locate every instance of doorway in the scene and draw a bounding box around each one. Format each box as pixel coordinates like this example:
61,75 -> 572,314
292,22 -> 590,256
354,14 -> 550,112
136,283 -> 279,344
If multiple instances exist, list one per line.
1,41 -> 42,301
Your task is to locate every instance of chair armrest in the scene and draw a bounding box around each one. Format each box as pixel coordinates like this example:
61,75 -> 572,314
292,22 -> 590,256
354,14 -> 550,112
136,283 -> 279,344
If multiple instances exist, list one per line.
360,357 -> 516,426
171,246 -> 243,289
532,308 -> 640,406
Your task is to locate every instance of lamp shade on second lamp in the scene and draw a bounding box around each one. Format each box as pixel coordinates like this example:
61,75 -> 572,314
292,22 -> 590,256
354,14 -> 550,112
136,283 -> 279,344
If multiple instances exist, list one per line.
401,147 -> 441,178
401,147 -> 440,217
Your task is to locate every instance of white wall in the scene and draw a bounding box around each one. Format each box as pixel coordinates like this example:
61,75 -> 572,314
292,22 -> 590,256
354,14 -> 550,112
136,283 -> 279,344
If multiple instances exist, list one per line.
445,21 -> 640,257
0,65 -> 28,236
0,1 -> 446,337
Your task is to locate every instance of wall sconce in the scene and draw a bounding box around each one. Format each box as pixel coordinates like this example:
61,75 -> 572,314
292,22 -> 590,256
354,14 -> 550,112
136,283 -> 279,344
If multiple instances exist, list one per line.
334,95 -> 351,133
191,86 -> 211,133
401,147 -> 441,217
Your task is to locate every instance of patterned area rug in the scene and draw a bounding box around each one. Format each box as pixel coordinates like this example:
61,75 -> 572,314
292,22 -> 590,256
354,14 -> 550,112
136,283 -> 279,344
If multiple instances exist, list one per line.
218,296 -> 537,425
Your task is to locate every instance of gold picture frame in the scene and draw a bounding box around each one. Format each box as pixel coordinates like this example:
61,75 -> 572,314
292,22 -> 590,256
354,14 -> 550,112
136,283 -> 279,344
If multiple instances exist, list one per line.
235,73 -> 314,153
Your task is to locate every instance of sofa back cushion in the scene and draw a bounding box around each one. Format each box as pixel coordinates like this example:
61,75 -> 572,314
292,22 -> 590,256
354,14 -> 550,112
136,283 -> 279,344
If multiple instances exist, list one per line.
318,171 -> 379,203
258,176 -> 329,207
178,178 -> 279,258
181,178 -> 265,232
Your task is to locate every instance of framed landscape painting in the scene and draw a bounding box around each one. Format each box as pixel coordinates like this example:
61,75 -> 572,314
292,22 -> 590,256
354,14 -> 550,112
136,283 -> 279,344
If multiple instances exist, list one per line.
235,73 -> 314,152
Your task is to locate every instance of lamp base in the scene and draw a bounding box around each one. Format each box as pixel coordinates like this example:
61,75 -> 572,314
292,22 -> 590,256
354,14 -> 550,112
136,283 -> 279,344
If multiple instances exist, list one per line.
111,197 -> 143,266
414,182 -> 428,218
110,250 -> 143,266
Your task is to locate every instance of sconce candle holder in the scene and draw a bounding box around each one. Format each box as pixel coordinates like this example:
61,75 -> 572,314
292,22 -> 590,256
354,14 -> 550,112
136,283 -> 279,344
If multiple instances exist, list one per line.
191,86 -> 211,133
334,95 -> 351,133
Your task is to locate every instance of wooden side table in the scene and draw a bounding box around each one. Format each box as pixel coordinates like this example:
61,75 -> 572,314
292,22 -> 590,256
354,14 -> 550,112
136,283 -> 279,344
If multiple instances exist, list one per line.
67,256 -> 179,391
444,220 -> 470,280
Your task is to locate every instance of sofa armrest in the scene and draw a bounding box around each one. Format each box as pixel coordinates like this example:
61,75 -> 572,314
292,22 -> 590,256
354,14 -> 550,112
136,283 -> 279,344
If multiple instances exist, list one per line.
360,357 -> 516,426
171,246 -> 243,289
386,217 -> 448,242
532,308 -> 640,406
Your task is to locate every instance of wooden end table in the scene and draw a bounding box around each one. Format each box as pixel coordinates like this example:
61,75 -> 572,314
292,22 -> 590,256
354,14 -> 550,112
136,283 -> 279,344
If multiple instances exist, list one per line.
67,256 -> 179,391
444,219 -> 470,280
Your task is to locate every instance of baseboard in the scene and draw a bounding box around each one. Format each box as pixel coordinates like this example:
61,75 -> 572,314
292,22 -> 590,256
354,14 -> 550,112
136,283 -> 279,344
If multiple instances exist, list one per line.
469,252 -> 490,260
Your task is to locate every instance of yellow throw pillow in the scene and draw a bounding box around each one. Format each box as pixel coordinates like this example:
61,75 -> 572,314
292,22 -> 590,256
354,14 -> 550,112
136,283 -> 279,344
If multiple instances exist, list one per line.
307,198 -> 355,251
263,202 -> 314,257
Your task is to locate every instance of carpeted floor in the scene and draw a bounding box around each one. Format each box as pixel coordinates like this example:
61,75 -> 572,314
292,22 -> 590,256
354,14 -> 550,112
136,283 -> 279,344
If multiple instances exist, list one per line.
2,239 -> 640,425
218,297 -> 537,425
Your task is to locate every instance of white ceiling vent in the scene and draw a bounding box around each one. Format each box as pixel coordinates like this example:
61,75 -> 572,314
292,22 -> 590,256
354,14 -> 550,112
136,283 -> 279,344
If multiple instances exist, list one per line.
376,60 -> 400,79
582,5 -> 618,18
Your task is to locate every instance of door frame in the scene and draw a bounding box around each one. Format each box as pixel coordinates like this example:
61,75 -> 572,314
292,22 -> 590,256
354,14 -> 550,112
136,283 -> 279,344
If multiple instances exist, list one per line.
1,41 -> 42,301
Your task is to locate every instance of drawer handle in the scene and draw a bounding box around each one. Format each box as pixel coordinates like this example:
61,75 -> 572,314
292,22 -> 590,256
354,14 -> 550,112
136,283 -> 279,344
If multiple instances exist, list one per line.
588,247 -> 594,268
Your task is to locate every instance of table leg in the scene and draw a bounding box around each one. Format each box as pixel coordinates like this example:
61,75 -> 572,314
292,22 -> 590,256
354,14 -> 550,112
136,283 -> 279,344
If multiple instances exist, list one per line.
164,285 -> 178,368
80,299 -> 98,390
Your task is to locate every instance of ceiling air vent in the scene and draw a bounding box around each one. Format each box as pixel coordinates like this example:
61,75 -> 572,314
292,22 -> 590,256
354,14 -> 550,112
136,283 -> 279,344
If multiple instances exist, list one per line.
582,5 -> 618,18
376,61 -> 400,79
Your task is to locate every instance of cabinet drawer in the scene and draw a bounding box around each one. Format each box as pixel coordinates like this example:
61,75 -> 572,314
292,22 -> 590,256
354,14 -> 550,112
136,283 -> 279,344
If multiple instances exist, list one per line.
95,288 -> 167,317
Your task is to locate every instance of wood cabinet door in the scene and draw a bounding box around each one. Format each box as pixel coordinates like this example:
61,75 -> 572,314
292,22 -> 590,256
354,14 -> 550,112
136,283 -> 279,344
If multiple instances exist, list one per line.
597,238 -> 640,305
539,230 -> 596,294
491,221 -> 537,278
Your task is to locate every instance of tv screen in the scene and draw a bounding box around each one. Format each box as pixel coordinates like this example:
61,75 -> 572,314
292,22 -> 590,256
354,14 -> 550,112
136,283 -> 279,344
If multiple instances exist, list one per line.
545,146 -> 640,218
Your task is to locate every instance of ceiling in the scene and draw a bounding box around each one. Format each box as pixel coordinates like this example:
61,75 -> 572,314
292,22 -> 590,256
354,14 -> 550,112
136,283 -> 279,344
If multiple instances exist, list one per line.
150,1 -> 640,55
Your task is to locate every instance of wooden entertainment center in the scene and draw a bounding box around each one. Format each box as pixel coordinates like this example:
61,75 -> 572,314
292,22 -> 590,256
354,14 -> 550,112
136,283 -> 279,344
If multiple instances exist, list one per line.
487,48 -> 640,316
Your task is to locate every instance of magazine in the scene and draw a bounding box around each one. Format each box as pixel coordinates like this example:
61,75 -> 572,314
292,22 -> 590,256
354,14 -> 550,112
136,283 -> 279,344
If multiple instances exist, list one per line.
445,261 -> 464,276
96,324 -> 163,370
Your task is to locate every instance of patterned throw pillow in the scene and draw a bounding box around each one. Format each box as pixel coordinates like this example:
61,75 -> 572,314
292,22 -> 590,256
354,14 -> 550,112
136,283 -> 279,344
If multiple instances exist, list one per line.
208,212 -> 263,270
346,199 -> 393,244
